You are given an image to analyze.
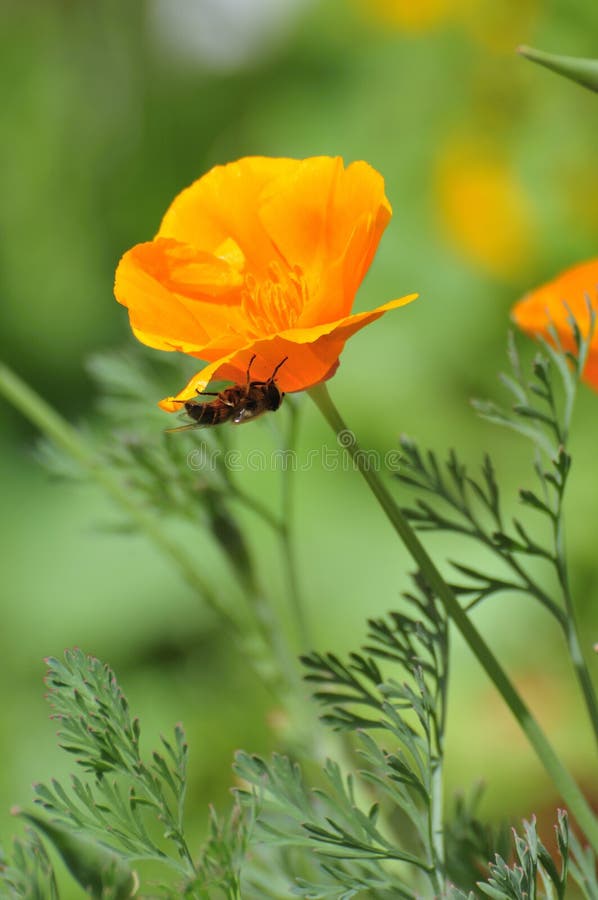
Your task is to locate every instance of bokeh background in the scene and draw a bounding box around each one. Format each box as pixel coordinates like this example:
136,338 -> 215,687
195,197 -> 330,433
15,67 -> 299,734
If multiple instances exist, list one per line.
2,0 -> 598,892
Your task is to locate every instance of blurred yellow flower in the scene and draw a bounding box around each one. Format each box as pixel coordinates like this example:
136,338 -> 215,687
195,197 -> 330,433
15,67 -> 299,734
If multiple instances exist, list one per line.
435,137 -> 536,279
362,0 -> 538,48
363,0 -> 456,32
460,0 -> 539,53
563,164 -> 598,235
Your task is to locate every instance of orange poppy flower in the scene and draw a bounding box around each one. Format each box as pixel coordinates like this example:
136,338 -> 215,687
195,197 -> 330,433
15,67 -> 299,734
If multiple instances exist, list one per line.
114,156 -> 417,411
512,259 -> 598,389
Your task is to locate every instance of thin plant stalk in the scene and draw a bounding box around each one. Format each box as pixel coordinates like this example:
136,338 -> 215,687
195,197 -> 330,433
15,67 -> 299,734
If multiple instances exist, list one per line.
234,485 -> 283,532
542,324 -> 598,746
555,514 -> 598,747
430,757 -> 444,883
280,398 -> 311,650
309,381 -> 598,851
430,644 -> 447,877
218,399 -> 310,650
235,563 -> 300,698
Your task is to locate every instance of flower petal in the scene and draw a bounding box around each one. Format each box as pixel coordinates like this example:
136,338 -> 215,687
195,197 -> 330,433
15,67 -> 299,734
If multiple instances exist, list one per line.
114,237 -> 249,353
512,258 -> 598,332
159,293 -> 417,411
157,157 -> 304,275
512,258 -> 598,390
259,157 -> 392,323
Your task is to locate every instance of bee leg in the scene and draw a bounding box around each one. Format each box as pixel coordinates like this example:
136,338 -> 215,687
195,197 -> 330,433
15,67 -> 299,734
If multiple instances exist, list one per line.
267,356 -> 289,383
194,390 -> 234,407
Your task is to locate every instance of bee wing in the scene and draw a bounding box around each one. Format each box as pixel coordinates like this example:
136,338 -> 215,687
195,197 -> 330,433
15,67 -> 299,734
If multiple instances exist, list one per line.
164,421 -> 205,434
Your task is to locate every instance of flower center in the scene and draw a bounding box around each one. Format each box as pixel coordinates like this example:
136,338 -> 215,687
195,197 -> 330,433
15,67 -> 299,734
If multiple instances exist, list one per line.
241,262 -> 307,338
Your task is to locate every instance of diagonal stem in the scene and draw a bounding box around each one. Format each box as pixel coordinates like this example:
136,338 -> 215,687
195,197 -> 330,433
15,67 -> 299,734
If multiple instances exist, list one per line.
309,381 -> 598,852
555,514 -> 598,748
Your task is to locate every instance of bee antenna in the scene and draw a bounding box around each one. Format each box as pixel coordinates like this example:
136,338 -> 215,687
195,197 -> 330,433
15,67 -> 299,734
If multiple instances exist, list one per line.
268,356 -> 289,382
245,354 -> 257,387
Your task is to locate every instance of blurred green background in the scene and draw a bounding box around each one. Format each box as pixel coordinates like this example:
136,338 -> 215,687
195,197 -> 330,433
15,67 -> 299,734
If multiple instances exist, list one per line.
1,0 -> 598,891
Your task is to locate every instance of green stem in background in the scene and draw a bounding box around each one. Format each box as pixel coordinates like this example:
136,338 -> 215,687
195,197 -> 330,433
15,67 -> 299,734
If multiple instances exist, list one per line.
556,313 -> 598,747
309,382 -> 598,852
0,362 -> 287,701
245,579 -> 301,698
217,403 -> 310,651
281,398 -> 311,650
555,514 -> 598,749
431,633 -> 448,880
234,486 -> 282,532
429,760 -> 444,895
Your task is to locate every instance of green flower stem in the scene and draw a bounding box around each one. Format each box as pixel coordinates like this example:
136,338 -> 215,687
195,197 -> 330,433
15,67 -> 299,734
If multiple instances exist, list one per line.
431,676 -> 447,880
555,518 -> 598,748
309,382 -> 598,851
0,362 -> 286,699
565,614 -> 598,748
430,758 -> 444,886
233,486 -> 283,532
216,402 -> 310,650
281,399 -> 311,650
242,570 -> 301,697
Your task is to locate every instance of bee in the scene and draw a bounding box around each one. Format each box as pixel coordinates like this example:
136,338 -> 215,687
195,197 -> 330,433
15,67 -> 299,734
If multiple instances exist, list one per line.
166,355 -> 288,433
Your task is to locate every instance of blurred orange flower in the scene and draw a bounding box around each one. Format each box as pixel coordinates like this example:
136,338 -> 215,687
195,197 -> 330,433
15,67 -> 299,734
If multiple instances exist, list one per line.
114,156 -> 416,411
512,259 -> 598,389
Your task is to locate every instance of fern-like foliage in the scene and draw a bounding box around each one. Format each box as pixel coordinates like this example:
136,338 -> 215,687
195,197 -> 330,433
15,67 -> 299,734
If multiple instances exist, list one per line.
34,649 -> 192,871
397,436 -> 566,624
448,810 -> 598,900
395,311 -> 598,692
443,786 -> 511,892
0,831 -> 59,899
478,813 -> 569,900
0,650 -> 246,898
1,646 -> 593,898
569,827 -> 598,899
230,574 -> 449,898
181,805 -> 255,900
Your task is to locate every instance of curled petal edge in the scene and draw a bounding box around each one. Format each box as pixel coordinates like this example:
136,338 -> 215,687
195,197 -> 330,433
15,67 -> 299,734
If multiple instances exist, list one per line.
158,293 -> 418,411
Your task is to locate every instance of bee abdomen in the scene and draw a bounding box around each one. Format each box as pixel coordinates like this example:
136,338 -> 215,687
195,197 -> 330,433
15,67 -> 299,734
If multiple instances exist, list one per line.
184,400 -> 231,426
